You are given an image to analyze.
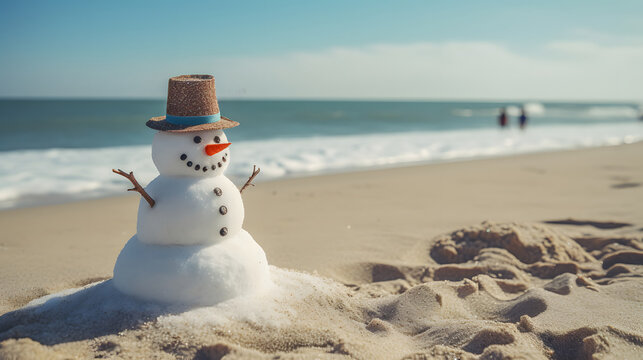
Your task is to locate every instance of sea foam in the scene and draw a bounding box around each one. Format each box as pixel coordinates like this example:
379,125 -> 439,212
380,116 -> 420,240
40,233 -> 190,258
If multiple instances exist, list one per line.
0,122 -> 641,209
454,102 -> 640,119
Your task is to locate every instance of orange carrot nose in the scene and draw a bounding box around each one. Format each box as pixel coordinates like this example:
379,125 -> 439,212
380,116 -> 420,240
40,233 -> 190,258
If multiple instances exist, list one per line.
205,143 -> 231,156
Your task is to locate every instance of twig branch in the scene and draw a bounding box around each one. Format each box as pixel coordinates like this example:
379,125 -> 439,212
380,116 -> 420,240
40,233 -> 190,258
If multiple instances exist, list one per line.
112,169 -> 155,208
240,165 -> 260,194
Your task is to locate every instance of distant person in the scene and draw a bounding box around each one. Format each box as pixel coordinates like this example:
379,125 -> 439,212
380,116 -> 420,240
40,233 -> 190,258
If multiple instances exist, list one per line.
519,107 -> 528,129
498,107 -> 508,128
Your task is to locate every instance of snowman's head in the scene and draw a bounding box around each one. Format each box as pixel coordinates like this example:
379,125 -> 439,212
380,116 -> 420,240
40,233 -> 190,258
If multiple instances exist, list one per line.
151,129 -> 231,177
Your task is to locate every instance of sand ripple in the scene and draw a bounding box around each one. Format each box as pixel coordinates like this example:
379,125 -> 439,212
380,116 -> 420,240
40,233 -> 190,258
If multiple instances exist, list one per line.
1,222 -> 642,359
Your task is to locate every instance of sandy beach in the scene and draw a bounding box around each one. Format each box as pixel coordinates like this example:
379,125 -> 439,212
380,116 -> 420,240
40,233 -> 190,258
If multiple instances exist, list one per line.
1,143 -> 642,359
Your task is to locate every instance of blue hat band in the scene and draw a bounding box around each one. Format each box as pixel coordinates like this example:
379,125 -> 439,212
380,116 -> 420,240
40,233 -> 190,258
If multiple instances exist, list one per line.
165,113 -> 222,126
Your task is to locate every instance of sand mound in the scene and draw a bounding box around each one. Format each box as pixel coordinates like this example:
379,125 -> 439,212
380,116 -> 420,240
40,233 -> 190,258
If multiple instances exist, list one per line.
1,222 -> 642,359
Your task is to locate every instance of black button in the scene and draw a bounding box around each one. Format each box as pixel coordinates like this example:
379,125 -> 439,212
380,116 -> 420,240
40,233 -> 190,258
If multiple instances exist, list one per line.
214,187 -> 222,196
193,136 -> 201,144
195,165 -> 200,170
220,227 -> 228,236
180,154 -> 187,161
219,206 -> 227,215
187,161 -> 193,167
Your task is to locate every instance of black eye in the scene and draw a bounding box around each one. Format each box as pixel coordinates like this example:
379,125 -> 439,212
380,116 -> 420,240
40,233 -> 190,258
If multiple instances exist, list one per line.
214,136 -> 221,143
193,136 -> 201,144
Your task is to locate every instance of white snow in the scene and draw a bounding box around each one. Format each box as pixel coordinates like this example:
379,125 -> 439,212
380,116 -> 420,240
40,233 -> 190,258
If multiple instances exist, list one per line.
110,129 -> 272,305
113,230 -> 270,305
151,129 -> 230,177
137,175 -> 244,246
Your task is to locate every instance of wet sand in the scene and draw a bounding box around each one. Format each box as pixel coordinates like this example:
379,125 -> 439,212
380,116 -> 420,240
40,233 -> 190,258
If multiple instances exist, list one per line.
1,143 -> 642,359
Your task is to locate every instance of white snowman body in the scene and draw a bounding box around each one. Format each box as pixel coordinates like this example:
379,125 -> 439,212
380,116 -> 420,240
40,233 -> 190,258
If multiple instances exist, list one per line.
136,176 -> 244,246
113,129 -> 270,305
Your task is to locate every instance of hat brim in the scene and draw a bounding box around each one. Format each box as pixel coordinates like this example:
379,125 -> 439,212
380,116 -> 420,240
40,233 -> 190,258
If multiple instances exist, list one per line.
146,116 -> 239,132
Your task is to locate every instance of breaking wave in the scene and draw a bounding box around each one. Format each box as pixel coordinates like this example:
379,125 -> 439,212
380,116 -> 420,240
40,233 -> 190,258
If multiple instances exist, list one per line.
0,122 -> 641,209
453,102 -> 640,119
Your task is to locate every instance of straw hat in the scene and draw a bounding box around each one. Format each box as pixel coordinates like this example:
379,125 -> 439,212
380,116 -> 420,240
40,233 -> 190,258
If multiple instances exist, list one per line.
146,74 -> 239,132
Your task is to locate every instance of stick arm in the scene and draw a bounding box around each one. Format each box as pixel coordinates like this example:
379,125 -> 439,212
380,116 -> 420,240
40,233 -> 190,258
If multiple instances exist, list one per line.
112,169 -> 155,208
239,165 -> 260,194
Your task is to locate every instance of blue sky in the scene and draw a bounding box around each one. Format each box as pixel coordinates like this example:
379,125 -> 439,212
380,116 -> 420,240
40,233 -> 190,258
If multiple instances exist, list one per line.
1,1 -> 642,100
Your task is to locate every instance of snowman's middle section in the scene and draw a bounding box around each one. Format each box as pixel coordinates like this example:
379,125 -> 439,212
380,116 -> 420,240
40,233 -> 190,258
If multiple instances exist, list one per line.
137,175 -> 244,246
114,173 -> 271,305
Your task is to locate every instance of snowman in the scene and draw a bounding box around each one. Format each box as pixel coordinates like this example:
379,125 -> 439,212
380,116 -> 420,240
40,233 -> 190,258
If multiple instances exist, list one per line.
111,74 -> 270,305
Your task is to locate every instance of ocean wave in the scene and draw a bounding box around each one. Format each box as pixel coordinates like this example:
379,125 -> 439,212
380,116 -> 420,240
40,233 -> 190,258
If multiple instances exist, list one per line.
453,102 -> 640,119
584,106 -> 640,118
0,122 -> 641,209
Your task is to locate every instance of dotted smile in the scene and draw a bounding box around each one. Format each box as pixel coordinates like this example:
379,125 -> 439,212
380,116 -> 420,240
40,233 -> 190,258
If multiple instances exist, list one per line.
180,152 -> 228,172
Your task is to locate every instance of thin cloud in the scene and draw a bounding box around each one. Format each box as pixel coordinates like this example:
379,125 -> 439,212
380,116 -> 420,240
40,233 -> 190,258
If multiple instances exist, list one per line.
2,41 -> 641,101
212,41 -> 643,101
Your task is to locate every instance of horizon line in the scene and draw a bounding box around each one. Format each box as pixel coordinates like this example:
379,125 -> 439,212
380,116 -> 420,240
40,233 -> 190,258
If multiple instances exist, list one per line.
0,97 -> 641,104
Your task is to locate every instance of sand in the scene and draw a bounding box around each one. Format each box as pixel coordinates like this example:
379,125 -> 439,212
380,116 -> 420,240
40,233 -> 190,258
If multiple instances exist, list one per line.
0,143 -> 642,359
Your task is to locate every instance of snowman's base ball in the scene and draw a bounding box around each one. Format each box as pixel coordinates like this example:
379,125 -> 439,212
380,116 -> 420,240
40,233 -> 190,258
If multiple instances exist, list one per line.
113,229 -> 270,305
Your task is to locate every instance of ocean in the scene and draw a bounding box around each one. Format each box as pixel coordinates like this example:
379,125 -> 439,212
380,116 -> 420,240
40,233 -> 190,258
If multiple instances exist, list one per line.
0,99 -> 641,209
